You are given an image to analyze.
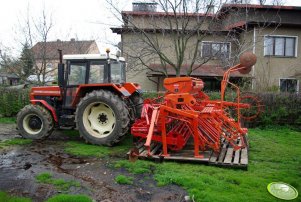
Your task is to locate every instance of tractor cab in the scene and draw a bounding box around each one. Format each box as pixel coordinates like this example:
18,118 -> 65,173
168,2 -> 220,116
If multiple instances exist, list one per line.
60,53 -> 126,87
57,52 -> 130,108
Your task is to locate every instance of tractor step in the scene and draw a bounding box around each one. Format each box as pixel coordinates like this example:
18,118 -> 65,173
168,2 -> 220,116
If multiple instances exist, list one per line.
128,137 -> 248,169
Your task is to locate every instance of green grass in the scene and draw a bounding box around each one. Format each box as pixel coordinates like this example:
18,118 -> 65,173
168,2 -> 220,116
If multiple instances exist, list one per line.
114,127 -> 301,202
64,141 -> 110,158
0,191 -> 31,202
115,175 -> 133,185
0,138 -> 32,149
63,133 -> 133,158
46,194 -> 92,202
0,117 -> 16,124
115,159 -> 156,174
35,172 -> 80,191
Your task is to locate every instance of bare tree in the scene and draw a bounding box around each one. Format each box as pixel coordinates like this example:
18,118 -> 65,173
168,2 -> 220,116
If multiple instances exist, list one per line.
13,5 -> 55,85
107,0 -> 229,77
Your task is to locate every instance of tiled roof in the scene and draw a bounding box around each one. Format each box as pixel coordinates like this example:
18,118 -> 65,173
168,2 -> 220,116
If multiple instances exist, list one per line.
121,11 -> 215,17
147,64 -> 250,77
121,4 -> 301,19
31,40 -> 98,60
221,4 -> 301,11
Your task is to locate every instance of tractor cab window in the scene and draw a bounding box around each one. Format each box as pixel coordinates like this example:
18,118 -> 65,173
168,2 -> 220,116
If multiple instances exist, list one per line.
111,61 -> 125,83
89,61 -> 106,83
68,63 -> 87,85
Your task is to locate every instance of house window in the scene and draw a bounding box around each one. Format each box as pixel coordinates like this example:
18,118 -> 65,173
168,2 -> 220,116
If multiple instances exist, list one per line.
280,78 -> 299,93
264,36 -> 297,57
201,42 -> 230,59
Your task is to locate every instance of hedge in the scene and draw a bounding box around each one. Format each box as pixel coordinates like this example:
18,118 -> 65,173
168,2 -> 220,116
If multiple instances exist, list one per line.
0,88 -> 30,117
253,92 -> 301,127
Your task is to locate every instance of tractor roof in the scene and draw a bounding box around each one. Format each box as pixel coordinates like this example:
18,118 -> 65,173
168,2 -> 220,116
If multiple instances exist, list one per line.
63,54 -> 125,61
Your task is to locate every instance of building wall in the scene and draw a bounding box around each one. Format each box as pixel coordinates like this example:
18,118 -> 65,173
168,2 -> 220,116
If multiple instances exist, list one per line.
122,31 -> 232,91
126,14 -> 212,31
252,27 -> 301,91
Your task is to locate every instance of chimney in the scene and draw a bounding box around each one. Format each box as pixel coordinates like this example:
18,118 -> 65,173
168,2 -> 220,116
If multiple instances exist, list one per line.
206,5 -> 215,14
132,2 -> 157,12
70,38 -> 75,42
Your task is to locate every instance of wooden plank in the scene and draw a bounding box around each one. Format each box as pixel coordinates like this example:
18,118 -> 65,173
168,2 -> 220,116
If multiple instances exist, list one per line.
139,150 -> 148,157
217,147 -> 227,163
138,146 -> 146,154
233,149 -> 240,165
136,141 -> 145,149
209,151 -> 218,163
217,138 -> 227,163
163,156 -> 209,162
150,144 -> 162,155
240,148 -> 248,165
223,148 -> 234,164
233,139 -> 242,165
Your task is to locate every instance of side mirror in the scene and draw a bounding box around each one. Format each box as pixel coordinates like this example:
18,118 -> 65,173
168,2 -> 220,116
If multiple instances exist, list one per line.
58,63 -> 64,87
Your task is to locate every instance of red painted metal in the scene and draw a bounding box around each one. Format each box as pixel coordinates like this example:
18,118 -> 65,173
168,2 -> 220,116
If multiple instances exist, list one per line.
131,52 -> 261,158
30,100 -> 58,122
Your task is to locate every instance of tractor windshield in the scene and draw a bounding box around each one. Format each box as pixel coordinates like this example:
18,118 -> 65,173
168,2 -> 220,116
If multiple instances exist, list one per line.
111,61 -> 126,83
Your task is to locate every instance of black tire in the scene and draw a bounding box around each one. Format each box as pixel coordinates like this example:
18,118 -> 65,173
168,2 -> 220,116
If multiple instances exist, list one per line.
75,90 -> 130,146
130,93 -> 144,119
17,104 -> 54,139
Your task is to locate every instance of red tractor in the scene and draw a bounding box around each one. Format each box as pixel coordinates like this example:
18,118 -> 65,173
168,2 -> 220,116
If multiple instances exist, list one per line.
17,49 -> 143,146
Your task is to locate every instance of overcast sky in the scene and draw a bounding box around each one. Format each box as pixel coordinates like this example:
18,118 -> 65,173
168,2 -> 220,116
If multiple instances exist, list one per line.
0,0 -> 301,56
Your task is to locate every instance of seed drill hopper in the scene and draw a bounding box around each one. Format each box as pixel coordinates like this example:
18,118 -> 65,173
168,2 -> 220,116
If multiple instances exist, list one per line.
130,52 -> 262,168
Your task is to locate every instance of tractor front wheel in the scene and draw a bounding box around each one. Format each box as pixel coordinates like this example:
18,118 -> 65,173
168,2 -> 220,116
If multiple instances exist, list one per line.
76,90 -> 129,146
17,105 -> 54,139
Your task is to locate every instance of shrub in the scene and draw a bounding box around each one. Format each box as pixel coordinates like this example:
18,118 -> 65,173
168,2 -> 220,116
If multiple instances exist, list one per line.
0,88 -> 30,117
254,92 -> 301,127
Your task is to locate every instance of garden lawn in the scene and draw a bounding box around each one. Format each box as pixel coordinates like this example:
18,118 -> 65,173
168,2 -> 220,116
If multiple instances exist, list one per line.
115,127 -> 301,202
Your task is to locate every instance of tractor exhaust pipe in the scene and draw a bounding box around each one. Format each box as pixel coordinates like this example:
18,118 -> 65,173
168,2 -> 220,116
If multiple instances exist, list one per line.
57,49 -> 64,87
58,49 -> 63,64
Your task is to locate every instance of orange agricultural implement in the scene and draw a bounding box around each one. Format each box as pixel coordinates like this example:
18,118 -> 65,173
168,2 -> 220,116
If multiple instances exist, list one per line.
130,52 -> 262,168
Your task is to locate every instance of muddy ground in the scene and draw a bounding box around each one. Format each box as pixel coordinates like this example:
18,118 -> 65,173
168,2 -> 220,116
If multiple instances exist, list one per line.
0,123 -> 187,202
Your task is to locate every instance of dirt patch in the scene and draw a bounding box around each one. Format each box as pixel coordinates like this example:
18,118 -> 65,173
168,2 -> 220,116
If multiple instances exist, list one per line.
0,124 -> 187,201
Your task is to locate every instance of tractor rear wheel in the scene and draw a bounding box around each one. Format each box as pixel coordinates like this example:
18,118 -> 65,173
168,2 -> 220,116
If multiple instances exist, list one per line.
76,90 -> 129,146
130,93 -> 143,119
17,104 -> 54,139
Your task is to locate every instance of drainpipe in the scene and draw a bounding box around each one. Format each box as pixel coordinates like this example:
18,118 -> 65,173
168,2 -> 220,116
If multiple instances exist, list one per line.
252,27 -> 256,90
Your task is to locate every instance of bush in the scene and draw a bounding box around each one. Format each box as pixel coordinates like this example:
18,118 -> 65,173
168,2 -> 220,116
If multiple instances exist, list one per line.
253,92 -> 301,127
0,88 -> 30,117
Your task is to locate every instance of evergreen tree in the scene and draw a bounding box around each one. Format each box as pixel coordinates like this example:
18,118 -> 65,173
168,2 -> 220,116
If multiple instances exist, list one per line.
20,42 -> 34,78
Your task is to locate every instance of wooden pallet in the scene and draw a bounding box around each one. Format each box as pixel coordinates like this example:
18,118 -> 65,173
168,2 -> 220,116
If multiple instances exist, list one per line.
127,137 -> 249,169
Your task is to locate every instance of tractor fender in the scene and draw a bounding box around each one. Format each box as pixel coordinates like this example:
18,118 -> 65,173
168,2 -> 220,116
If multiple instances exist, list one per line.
30,99 -> 58,122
